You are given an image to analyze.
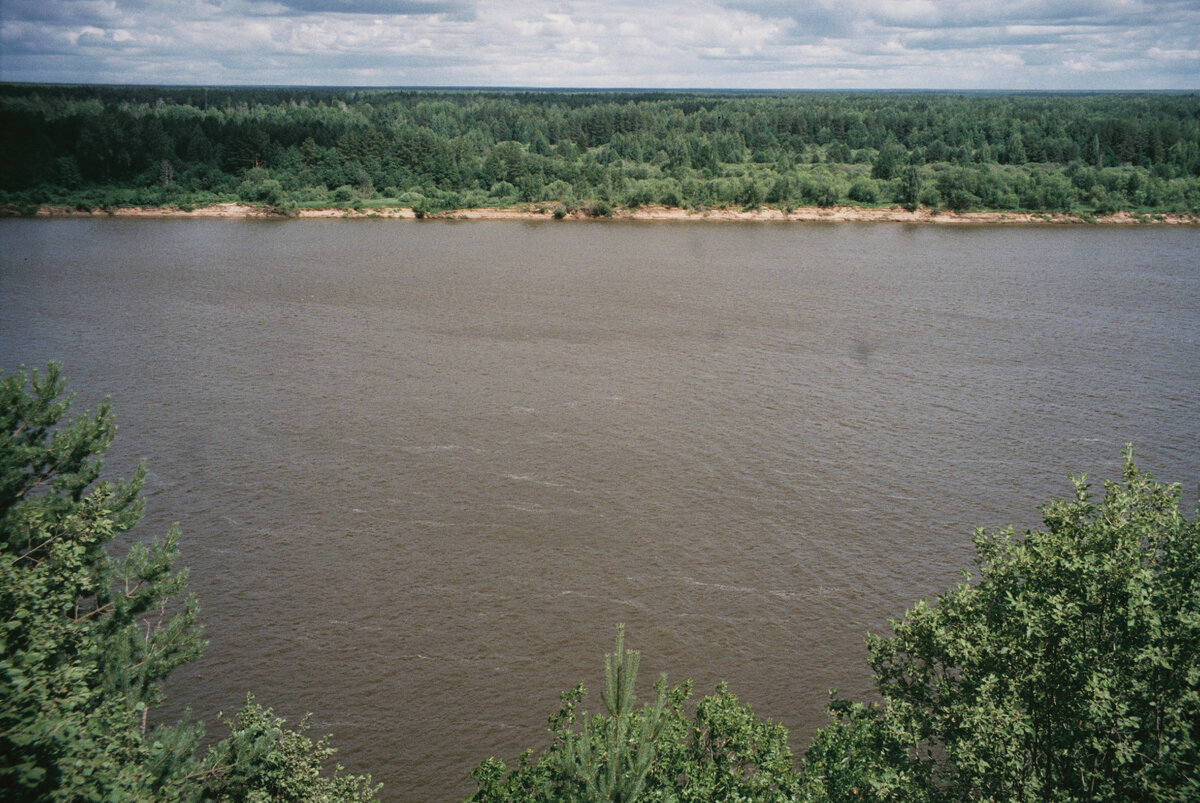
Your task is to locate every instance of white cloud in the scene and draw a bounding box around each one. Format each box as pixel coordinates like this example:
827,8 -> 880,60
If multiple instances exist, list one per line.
1147,46 -> 1200,60
0,0 -> 1196,87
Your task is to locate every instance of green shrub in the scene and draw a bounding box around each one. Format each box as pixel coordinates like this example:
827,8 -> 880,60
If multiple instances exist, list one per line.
917,186 -> 941,208
848,179 -> 879,203
489,181 -> 517,199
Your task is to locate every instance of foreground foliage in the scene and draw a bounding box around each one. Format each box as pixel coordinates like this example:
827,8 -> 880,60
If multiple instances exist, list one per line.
0,363 -> 379,801
473,451 -> 1199,802
469,627 -> 800,803
852,450 -> 1200,802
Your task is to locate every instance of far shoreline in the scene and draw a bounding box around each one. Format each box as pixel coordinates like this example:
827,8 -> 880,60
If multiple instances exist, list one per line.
18,202 -> 1200,226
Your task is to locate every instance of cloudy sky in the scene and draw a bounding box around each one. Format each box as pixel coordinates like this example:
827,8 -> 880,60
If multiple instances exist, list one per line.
1,0 -> 1197,89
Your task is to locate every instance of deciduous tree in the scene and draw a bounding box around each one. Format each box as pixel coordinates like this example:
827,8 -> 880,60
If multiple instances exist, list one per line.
840,450 -> 1200,802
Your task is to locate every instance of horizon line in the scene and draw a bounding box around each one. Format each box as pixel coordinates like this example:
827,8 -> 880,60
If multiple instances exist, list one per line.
2,81 -> 1197,95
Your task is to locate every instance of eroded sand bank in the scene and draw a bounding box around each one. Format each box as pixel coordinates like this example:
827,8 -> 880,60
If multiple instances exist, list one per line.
28,202 -> 1199,225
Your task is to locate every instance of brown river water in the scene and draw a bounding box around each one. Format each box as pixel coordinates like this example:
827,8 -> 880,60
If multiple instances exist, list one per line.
1,219 -> 1198,800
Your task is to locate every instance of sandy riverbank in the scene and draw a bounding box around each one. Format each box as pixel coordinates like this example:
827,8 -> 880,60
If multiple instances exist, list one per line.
26,202 -> 1200,225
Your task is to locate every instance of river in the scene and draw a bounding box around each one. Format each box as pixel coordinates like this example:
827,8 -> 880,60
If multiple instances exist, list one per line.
1,219 -> 1197,800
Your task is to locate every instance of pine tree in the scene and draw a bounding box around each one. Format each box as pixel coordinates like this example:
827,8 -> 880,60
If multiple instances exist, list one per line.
1,362 -> 204,799
560,625 -> 669,802
1,364 -> 380,801
469,628 -> 801,803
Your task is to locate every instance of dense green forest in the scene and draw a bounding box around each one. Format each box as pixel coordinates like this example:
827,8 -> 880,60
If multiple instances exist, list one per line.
4,362 -> 1197,801
2,84 -> 1200,217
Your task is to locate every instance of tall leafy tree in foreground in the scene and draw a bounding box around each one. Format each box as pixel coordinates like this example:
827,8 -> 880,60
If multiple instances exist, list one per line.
803,449 -> 1200,802
0,363 -> 379,801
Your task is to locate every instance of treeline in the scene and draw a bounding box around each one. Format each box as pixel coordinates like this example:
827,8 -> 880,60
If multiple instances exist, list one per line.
2,84 -> 1200,215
